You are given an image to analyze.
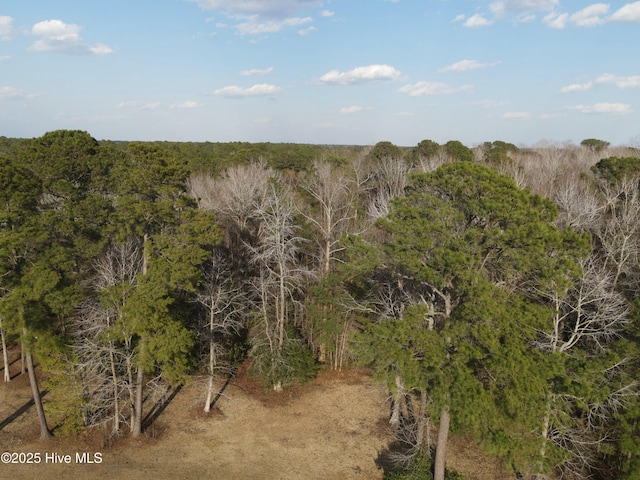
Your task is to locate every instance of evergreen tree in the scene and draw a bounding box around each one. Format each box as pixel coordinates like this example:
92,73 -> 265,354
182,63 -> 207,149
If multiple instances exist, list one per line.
352,162 -> 589,478
107,143 -> 218,436
2,131 -> 115,439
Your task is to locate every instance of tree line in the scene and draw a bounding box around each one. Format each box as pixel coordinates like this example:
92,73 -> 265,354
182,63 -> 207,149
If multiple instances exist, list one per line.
1,130 -> 639,480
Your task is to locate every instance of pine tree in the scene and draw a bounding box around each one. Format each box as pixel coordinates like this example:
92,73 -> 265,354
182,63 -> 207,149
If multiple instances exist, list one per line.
352,162 -> 589,478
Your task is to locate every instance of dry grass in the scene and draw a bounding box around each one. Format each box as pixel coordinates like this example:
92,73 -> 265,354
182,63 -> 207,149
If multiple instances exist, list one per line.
1,357 -> 515,480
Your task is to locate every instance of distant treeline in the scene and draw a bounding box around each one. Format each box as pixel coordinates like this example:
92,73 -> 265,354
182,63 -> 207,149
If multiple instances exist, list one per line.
1,130 -> 640,480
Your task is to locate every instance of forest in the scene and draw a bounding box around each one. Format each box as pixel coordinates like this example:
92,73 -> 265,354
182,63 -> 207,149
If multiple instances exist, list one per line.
0,130 -> 639,480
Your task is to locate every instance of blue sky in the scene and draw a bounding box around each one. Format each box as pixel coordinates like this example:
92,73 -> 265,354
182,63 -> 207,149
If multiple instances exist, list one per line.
1,1 -> 639,146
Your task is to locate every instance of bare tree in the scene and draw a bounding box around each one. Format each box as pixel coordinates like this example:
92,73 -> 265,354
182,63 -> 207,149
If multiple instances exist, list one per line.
553,177 -> 603,232
189,161 -> 274,233
74,299 -> 133,433
414,149 -> 451,174
246,184 -> 313,390
188,161 -> 276,273
301,160 -> 357,276
533,254 -> 631,478
195,249 -> 247,413
596,176 -> 640,289
299,160 -> 360,365
535,256 -> 628,354
367,157 -> 409,221
73,238 -> 143,434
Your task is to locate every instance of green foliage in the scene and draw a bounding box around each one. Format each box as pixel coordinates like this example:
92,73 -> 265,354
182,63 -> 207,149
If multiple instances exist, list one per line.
0,156 -> 41,220
383,448 -> 464,480
443,140 -> 474,162
250,326 -> 319,389
40,354 -> 86,435
481,140 -> 518,166
154,141 -> 323,173
101,140 -> 219,392
381,163 -> 587,290
369,141 -> 404,162
591,156 -> 640,184
415,139 -> 441,158
16,130 -> 101,199
352,162 -> 589,475
304,272 -> 359,365
581,138 -> 610,152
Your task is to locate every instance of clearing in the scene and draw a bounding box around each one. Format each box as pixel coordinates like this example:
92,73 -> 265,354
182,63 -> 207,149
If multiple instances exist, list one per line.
0,360 -> 514,479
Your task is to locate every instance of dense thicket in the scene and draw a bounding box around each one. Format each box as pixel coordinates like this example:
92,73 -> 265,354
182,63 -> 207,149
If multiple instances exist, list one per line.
1,132 -> 639,479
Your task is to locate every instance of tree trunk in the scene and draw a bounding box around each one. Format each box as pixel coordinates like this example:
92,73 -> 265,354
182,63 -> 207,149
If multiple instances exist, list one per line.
125,341 -> 136,434
204,375 -> 215,414
25,347 -> 51,440
108,342 -> 120,433
1,321 -> 10,382
537,395 -> 553,475
434,407 -> 450,480
204,336 -> 217,413
20,338 -> 25,375
416,389 -> 429,449
132,360 -> 144,437
278,262 -> 286,350
389,374 -> 404,428
132,233 -> 149,437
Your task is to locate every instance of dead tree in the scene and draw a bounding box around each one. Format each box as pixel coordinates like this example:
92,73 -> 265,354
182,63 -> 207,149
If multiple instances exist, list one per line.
73,238 -> 143,434
246,184 -> 313,391
195,250 -> 247,413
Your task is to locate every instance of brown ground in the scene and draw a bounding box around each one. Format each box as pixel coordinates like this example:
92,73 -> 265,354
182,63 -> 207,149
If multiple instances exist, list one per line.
0,356 -> 515,480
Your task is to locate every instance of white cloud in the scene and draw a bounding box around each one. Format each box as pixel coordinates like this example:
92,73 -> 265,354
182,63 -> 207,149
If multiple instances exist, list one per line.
236,16 -> 312,35
570,3 -> 609,27
189,0 -> 321,19
171,101 -> 202,109
298,26 -> 317,36
560,81 -> 593,92
543,11 -> 568,28
214,83 -> 282,97
490,0 -> 559,16
32,19 -> 80,41
0,86 -> 36,101
320,10 -> 334,17
29,19 -> 113,55
241,67 -> 274,76
0,55 -> 11,61
438,59 -> 501,73
562,73 -> 640,92
339,106 -> 364,115
319,64 -> 401,85
544,2 -> 640,28
452,14 -> 466,22
519,13 -> 537,22
595,73 -> 640,88
465,1 -> 637,28
502,111 -> 531,119
464,14 -> 493,27
398,81 -> 473,97
0,16 -> 13,41
566,102 -> 632,114
609,1 -> 640,22
89,44 -> 114,55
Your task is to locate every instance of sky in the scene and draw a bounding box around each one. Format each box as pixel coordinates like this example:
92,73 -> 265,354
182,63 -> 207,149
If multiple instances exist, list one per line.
1,1 -> 639,147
